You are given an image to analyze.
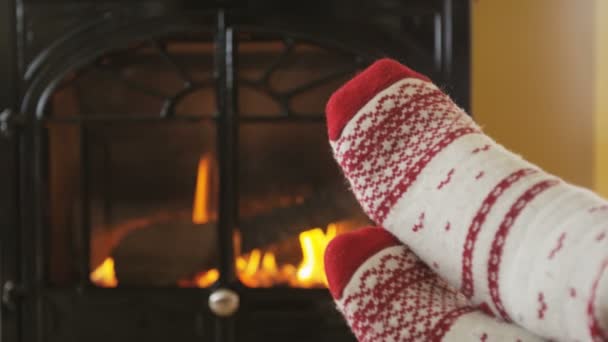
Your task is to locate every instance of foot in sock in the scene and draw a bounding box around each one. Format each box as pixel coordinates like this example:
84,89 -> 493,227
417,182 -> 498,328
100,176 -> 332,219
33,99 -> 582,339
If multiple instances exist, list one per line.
326,58 -> 608,341
324,227 -> 543,341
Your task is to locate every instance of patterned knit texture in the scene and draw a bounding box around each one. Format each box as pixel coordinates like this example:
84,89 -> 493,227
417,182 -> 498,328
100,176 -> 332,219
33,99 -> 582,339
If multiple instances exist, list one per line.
327,59 -> 608,341
326,227 -> 543,341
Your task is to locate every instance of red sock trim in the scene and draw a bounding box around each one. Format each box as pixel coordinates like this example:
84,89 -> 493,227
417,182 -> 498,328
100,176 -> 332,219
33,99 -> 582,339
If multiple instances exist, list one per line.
325,58 -> 431,141
324,227 -> 400,300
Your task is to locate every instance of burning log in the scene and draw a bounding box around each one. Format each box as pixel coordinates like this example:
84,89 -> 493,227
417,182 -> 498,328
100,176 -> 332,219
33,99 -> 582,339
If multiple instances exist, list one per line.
108,185 -> 369,286
238,185 -> 368,252
112,218 -> 218,286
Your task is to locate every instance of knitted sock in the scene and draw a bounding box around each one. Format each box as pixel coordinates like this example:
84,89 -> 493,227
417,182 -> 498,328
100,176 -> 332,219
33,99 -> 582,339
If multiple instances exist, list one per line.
326,58 -> 608,341
324,227 -> 543,341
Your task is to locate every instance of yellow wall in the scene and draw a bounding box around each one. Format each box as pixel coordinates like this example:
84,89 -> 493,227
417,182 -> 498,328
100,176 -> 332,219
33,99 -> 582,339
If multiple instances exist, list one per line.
472,1 -> 595,188
594,0 -> 608,196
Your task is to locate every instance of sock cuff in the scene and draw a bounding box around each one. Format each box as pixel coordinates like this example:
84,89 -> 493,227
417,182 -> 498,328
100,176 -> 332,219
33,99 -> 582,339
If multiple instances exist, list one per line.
325,58 -> 431,141
324,227 -> 400,299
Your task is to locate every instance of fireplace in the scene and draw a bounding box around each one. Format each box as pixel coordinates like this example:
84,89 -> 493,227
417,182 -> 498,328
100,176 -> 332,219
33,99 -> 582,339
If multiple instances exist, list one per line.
0,1 -> 469,341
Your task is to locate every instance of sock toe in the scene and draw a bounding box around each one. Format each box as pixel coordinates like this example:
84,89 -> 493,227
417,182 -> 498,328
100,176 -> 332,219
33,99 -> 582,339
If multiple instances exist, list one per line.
324,226 -> 400,299
325,58 -> 431,141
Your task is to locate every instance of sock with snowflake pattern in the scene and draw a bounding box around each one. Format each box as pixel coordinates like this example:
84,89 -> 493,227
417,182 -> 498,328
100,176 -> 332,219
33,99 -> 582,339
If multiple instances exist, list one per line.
324,227 -> 543,341
327,58 -> 608,341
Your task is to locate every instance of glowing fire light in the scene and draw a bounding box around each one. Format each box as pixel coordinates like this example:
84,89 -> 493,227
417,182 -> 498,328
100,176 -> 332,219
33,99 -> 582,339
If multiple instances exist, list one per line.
194,269 -> 219,287
90,257 -> 118,287
90,152 -> 345,289
193,155 -> 212,224
193,224 -> 338,288
187,153 -> 342,288
296,224 -> 337,287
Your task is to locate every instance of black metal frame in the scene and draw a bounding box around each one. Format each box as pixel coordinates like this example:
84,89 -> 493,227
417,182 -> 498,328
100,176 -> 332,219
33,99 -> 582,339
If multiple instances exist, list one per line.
1,0 -> 20,341
215,12 -> 239,341
1,1 -> 470,341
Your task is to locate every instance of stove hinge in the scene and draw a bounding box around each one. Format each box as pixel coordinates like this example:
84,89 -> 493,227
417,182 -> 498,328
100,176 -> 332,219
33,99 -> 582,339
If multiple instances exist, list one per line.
0,108 -> 26,139
1,281 -> 26,312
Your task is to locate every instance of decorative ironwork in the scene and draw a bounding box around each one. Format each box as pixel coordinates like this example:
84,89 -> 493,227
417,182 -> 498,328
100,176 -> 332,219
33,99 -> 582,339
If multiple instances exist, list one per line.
35,33 -> 365,122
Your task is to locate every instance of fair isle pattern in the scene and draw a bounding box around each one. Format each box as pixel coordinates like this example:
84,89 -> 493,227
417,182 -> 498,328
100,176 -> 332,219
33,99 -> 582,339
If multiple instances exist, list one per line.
461,168 -> 538,299
426,307 -> 475,341
336,246 -> 472,342
328,60 -> 608,340
487,179 -> 560,321
331,78 -> 481,223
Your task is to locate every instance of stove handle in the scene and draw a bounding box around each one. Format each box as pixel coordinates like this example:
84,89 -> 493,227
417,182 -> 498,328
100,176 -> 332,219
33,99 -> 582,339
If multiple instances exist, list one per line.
208,288 -> 240,317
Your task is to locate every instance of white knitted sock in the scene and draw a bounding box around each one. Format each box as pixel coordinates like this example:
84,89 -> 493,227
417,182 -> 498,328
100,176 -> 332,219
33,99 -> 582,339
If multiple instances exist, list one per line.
324,227 -> 543,341
326,58 -> 608,341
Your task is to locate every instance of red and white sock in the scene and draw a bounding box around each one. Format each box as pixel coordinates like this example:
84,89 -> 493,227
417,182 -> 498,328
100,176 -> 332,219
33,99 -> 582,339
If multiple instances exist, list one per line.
325,227 -> 542,341
326,59 -> 608,341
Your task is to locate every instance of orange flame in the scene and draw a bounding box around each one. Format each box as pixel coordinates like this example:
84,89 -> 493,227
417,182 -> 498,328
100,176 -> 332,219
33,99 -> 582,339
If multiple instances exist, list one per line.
194,224 -> 338,288
194,268 -> 219,287
90,257 -> 118,287
90,153 -> 346,289
296,224 -> 337,287
193,155 -> 212,224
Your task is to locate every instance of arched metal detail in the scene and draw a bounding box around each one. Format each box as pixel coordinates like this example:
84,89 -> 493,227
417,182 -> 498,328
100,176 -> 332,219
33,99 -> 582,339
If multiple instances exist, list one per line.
19,12 -> 420,121
21,13 -> 219,117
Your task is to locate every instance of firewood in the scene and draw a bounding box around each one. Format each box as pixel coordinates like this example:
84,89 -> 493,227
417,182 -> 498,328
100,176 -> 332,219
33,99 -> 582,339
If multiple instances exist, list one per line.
112,218 -> 218,286
108,185 -> 369,286
238,185 -> 368,252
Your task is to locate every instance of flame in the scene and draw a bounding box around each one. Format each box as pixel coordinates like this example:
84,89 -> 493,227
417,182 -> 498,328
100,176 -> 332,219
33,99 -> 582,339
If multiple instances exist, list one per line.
193,155 -> 212,224
193,224 -> 339,288
296,224 -> 337,287
188,155 -> 343,288
194,269 -> 219,287
91,224 -> 343,288
90,257 -> 118,287
90,152 -> 347,289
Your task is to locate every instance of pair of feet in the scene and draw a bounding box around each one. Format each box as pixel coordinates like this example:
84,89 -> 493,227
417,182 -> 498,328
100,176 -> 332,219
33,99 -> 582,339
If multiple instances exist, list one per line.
323,59 -> 608,341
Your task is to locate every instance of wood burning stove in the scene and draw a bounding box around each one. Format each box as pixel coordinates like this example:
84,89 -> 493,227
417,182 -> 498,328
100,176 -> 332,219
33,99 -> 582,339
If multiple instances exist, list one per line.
0,1 -> 469,341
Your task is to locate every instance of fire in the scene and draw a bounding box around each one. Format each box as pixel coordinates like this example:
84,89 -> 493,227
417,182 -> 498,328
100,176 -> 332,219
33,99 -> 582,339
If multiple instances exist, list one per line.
189,153 -> 342,288
90,257 -> 118,287
193,224 -> 338,288
193,155 -> 212,224
194,268 -> 219,287
90,153 -> 346,288
296,224 -> 337,286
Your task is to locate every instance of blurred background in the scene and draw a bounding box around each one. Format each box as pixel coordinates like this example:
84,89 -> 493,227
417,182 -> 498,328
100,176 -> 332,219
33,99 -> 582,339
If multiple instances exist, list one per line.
472,0 -> 608,195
